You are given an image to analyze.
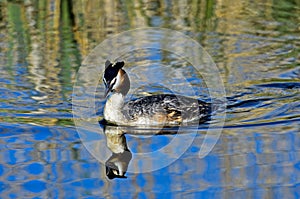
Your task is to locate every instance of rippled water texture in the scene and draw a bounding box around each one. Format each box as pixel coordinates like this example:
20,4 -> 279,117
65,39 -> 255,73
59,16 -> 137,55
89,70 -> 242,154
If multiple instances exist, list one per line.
0,0 -> 299,198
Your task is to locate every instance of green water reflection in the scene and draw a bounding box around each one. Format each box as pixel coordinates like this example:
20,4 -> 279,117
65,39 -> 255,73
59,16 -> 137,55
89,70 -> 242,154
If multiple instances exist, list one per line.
0,0 -> 299,126
0,0 -> 299,197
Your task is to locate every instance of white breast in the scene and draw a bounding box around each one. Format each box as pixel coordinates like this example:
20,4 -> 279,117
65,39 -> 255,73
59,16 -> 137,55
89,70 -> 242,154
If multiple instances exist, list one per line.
104,93 -> 126,124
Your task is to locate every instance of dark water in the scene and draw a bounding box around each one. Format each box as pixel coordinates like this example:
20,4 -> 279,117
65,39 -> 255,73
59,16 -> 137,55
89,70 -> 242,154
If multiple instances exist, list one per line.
0,0 -> 300,198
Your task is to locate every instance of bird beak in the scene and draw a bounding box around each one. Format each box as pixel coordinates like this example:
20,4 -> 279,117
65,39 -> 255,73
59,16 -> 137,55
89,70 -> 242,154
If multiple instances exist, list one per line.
104,87 -> 110,98
104,84 -> 113,98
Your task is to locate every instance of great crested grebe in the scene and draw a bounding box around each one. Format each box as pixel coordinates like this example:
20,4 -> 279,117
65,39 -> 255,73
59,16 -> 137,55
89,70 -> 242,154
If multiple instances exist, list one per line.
104,126 -> 132,179
102,60 -> 211,126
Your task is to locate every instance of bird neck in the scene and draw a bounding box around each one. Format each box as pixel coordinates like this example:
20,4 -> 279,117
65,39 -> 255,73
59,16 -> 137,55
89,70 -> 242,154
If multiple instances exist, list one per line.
107,92 -> 125,110
104,92 -> 126,124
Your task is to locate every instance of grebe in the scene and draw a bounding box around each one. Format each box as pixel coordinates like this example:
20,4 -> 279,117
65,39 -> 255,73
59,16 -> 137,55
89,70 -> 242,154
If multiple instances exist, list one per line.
104,126 -> 131,179
103,60 -> 211,126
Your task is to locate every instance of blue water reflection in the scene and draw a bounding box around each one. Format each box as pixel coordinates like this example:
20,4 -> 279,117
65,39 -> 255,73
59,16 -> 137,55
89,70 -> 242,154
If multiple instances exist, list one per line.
0,122 -> 299,197
0,0 -> 299,198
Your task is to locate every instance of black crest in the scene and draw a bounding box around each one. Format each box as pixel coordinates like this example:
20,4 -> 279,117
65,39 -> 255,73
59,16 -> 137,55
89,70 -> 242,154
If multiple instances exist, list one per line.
104,60 -> 125,82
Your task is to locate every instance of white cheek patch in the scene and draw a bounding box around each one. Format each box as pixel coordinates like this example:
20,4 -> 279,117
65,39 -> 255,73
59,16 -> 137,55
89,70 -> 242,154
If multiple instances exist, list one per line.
111,78 -> 116,87
112,72 -> 121,90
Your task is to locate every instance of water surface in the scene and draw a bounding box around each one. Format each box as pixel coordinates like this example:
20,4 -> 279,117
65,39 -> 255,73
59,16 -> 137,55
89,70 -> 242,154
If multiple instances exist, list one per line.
0,0 -> 299,198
